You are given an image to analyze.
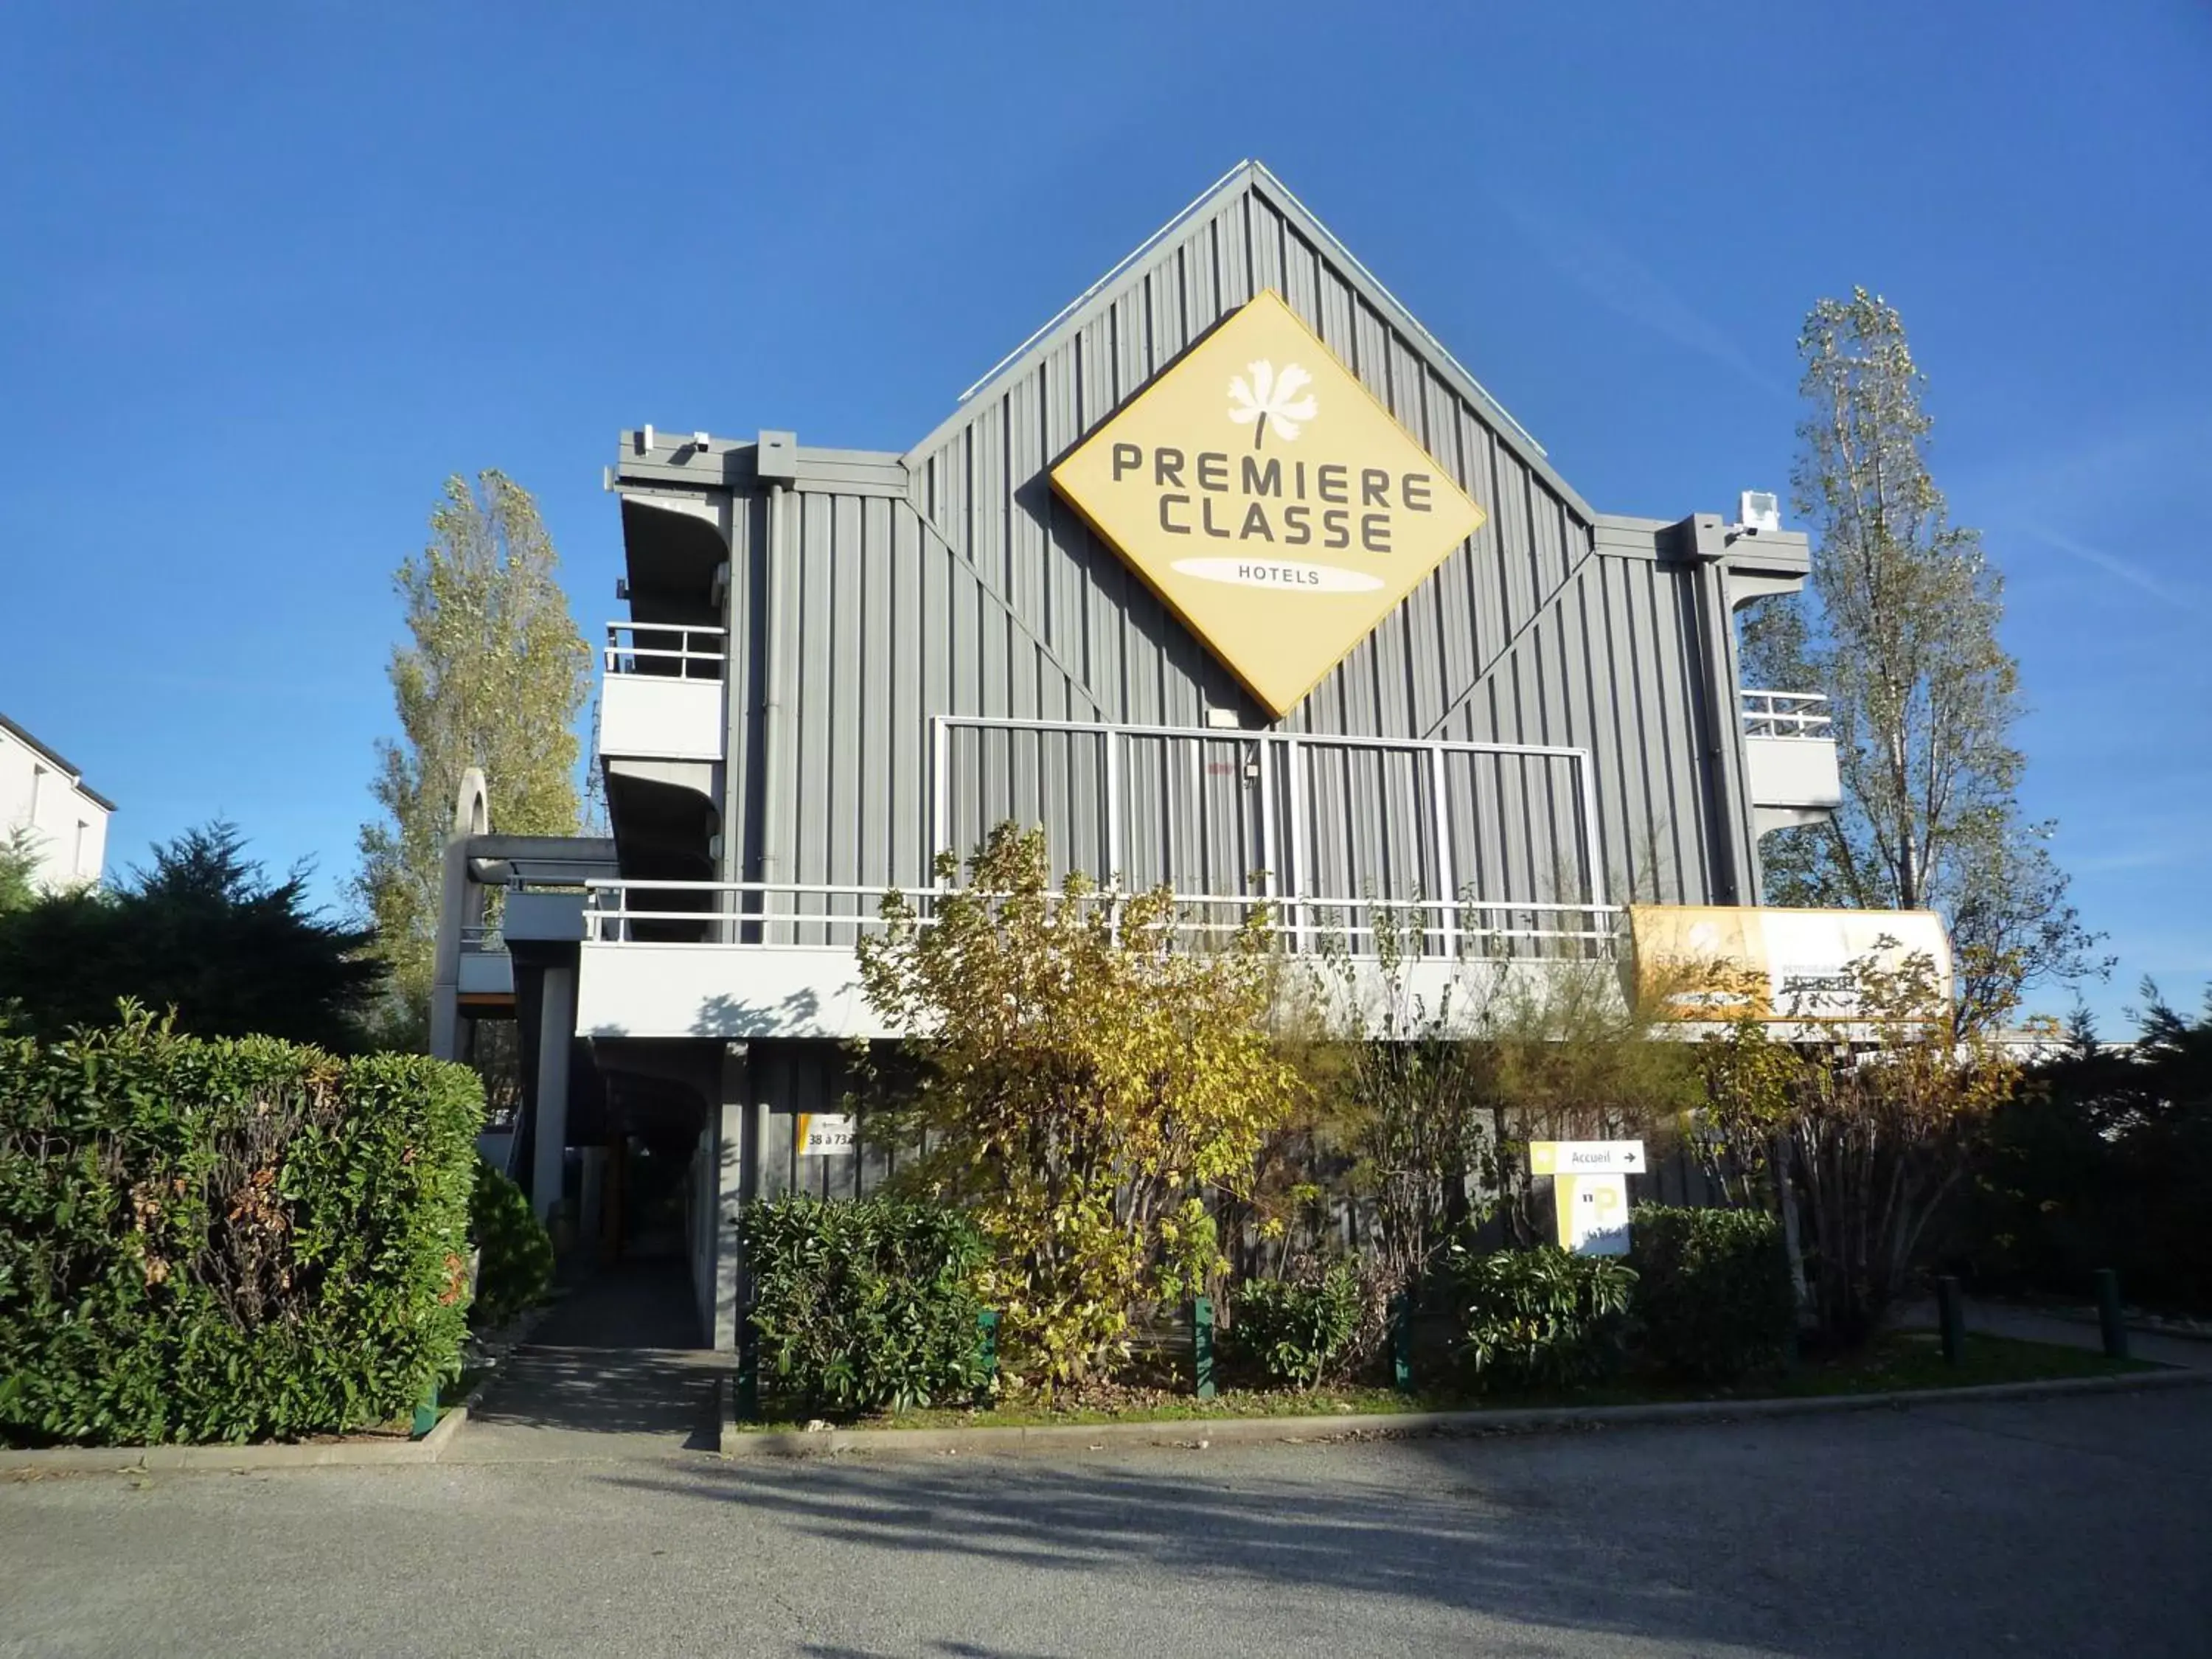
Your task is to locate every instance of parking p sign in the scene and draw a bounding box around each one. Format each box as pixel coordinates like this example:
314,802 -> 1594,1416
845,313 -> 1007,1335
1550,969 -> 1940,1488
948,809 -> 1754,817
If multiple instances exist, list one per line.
1529,1141 -> 1644,1256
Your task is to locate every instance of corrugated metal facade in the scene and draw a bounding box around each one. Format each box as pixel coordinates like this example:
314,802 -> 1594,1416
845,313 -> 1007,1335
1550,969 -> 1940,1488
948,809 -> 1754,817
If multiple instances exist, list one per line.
574,161 -> 1818,1325
642,164 -> 1770,921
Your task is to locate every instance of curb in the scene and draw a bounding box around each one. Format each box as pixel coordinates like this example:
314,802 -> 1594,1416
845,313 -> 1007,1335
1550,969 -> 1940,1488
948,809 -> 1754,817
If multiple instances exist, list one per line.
718,1365 -> 2212,1460
4,1435 -> 445,1477
4,1301 -> 556,1480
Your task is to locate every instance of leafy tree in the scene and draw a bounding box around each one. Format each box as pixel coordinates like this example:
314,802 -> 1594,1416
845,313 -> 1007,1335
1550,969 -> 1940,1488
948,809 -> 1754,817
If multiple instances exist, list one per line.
355,471 -> 591,1040
0,821 -> 383,1051
1700,951 -> 2027,1346
0,826 -> 40,915
1296,906 -> 1500,1295
1741,290 -> 2103,1032
854,824 -> 1306,1389
1296,914 -> 1700,1284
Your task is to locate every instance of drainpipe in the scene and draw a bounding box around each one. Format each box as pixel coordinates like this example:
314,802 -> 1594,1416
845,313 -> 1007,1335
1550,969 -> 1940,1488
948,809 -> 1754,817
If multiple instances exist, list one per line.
759,480 -> 787,900
751,433 -> 800,914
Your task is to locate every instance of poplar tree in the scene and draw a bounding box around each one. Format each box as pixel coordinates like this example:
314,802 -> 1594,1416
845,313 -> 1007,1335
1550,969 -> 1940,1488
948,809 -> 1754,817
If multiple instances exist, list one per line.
355,471 -> 592,1037
1742,290 -> 2102,1032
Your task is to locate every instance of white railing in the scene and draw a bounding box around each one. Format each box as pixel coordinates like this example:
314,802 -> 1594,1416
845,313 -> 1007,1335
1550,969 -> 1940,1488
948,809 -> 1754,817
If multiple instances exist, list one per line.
604,621 -> 726,679
933,714 -> 1610,919
1741,689 -> 1833,740
582,878 -> 1623,963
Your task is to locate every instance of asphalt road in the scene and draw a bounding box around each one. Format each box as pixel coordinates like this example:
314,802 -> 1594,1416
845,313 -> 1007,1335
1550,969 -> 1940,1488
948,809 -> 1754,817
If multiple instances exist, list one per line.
4,1387 -> 2208,1658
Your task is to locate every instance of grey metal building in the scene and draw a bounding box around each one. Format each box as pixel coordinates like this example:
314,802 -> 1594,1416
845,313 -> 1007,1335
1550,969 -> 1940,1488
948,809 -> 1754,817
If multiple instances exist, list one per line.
434,161 -> 1851,1349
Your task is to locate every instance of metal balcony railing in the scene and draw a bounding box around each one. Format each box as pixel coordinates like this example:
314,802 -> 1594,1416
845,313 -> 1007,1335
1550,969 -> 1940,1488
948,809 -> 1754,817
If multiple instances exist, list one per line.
604,621 -> 726,680
582,878 -> 1624,963
1741,689 -> 1833,740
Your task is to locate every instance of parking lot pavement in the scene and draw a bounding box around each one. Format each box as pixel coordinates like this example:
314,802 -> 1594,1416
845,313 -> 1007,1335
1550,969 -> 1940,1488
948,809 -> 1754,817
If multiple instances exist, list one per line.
3,1386 -> 2207,1658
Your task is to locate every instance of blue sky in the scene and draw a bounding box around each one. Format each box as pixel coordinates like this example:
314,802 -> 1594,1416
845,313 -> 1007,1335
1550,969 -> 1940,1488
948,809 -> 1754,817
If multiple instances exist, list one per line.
4,3 -> 2206,1031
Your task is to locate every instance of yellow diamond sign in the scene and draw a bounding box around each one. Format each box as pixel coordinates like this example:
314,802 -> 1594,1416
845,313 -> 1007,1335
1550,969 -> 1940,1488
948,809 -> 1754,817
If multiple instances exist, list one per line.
1052,291 -> 1486,717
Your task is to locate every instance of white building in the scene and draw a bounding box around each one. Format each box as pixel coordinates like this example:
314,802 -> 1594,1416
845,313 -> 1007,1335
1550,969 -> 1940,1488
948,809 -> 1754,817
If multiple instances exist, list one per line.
0,712 -> 114,891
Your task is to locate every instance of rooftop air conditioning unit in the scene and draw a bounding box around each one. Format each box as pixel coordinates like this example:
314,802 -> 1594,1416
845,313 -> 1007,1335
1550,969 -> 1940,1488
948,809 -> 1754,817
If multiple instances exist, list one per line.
1738,491 -> 1781,535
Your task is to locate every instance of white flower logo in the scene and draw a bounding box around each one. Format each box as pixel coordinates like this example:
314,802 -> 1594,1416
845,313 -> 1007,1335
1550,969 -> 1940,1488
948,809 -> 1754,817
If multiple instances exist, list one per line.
1226,360 -> 1318,449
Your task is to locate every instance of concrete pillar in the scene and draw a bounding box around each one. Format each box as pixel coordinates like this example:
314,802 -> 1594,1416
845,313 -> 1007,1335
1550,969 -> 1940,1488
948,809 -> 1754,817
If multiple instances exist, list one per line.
1674,516 -> 1760,906
428,838 -> 471,1062
712,1041 -> 753,1352
578,1147 -> 608,1262
532,963 -> 577,1230
429,768 -> 491,1062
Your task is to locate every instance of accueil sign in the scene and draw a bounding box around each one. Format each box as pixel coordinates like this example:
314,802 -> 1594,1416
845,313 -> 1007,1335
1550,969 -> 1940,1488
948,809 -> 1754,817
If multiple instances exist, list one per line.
1530,1141 -> 1646,1257
1052,291 -> 1486,717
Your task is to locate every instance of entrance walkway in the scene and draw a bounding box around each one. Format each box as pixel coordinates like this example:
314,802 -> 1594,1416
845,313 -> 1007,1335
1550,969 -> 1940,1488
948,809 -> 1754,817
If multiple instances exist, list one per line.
1891,1295 -> 2212,1371
449,1259 -> 726,1463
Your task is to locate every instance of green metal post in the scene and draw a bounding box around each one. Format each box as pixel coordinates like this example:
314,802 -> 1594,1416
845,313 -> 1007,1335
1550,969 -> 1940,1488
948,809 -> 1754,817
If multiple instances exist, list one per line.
1388,1291 -> 1413,1393
974,1307 -> 1000,1410
1937,1276 -> 1965,1366
1192,1295 -> 1216,1400
2094,1269 -> 2128,1360
410,1384 -> 439,1440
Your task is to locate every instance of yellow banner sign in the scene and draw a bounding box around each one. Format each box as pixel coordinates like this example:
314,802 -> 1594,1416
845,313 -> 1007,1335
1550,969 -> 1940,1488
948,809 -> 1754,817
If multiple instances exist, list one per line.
1628,905 -> 1955,1021
1051,291 -> 1486,717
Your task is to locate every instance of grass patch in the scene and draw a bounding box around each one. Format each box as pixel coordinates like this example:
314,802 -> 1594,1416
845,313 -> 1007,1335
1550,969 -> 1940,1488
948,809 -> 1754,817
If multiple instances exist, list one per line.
1771,1332 -> 2155,1397
729,1332 -> 2161,1435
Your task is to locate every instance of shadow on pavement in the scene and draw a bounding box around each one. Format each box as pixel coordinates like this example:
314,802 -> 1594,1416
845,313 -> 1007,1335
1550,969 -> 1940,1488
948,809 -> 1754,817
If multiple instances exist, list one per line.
607,1445 -> 1750,1652
467,1346 -> 725,1448
605,1385 -> 2212,1658
460,1258 -> 726,1455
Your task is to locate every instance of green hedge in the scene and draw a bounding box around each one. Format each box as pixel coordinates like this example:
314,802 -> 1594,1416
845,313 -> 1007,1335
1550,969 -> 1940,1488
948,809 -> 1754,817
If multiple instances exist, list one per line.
1630,1204 -> 1797,1382
1453,1245 -> 1636,1390
469,1157 -> 553,1330
1231,1263 -> 1365,1388
0,1007 -> 481,1446
740,1196 -> 986,1413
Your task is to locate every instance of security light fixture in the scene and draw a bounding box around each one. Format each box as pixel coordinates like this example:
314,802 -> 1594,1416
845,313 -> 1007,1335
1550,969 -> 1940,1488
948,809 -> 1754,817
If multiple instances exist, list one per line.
1205,707 -> 1241,730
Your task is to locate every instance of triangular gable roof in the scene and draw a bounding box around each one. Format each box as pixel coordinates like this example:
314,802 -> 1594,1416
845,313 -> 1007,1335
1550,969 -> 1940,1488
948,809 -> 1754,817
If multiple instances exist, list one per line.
904,159 -> 1594,524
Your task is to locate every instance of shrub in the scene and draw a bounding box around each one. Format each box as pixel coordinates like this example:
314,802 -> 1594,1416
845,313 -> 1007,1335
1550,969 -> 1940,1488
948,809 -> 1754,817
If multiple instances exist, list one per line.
1231,1262 -> 1365,1388
1630,1205 -> 1796,1382
0,1006 -> 481,1446
470,1157 -> 553,1329
1453,1246 -> 1635,1391
741,1195 -> 987,1413
853,824 -> 1304,1388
